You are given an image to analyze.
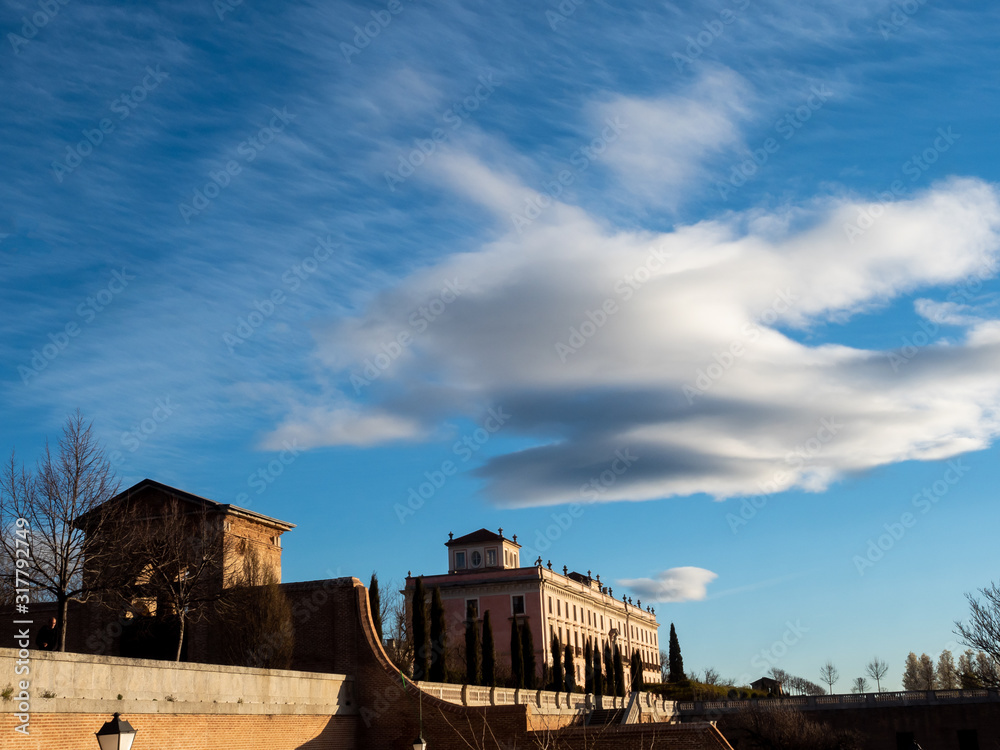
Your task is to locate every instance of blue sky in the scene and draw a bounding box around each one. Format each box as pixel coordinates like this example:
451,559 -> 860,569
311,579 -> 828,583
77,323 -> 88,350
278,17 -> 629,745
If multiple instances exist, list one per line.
3,0 -> 999,691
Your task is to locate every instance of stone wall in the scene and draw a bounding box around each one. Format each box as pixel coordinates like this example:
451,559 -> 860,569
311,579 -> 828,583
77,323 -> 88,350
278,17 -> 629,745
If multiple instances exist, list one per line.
0,647 -> 356,714
0,647 -> 358,749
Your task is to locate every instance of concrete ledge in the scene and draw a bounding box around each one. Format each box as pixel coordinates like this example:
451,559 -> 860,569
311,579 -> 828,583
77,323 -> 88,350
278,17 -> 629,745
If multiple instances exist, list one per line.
25,697 -> 351,715
0,647 -> 356,715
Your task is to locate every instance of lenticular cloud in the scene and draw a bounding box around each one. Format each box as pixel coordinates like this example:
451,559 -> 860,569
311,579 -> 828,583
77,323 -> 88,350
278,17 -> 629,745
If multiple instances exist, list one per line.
268,174 -> 1000,507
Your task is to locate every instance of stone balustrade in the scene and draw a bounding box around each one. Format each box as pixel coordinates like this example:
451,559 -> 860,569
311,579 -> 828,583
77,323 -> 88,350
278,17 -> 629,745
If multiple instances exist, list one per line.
678,687 -> 1000,714
414,679 -> 676,719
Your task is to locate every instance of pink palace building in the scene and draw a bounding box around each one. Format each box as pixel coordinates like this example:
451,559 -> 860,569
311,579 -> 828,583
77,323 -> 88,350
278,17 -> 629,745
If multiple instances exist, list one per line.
404,528 -> 662,687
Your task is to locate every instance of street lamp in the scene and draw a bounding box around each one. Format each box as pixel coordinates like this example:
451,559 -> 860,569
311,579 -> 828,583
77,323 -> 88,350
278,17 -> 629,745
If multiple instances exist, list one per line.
95,712 -> 137,750
411,675 -> 426,750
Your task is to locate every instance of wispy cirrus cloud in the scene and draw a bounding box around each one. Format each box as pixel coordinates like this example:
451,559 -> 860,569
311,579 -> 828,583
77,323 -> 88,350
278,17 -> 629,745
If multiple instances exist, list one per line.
594,67 -> 753,207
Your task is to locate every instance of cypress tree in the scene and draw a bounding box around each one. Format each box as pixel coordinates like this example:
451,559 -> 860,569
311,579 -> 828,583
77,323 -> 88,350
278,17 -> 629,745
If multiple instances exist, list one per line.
551,634 -> 564,690
510,619 -> 524,688
369,572 -> 383,642
412,577 -> 428,680
668,623 -> 686,683
429,587 -> 447,682
564,644 -> 576,692
631,650 -> 643,693
603,643 -> 614,696
465,602 -> 480,685
613,643 -> 625,697
593,642 -> 604,696
521,621 -> 536,689
584,639 -> 594,694
482,611 -> 496,686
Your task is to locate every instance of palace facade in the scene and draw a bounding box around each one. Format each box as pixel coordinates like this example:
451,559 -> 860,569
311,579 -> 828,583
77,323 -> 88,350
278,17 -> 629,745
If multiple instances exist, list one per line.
405,528 -> 662,686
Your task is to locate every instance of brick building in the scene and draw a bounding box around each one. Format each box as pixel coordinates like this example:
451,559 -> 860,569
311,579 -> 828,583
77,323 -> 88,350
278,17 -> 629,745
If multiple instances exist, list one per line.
86,477 -> 295,585
405,528 -> 662,686
77,478 -> 295,660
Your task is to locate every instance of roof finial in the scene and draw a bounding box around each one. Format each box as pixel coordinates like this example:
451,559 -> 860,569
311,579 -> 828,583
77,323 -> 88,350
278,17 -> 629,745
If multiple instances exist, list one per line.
448,532 -> 453,540
547,560 -> 553,570
512,534 -> 517,543
498,527 -> 503,537
563,565 -> 568,576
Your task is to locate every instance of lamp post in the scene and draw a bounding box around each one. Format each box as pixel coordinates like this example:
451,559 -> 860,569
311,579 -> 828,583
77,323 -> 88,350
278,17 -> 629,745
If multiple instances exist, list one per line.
412,682 -> 425,750
95,713 -> 137,750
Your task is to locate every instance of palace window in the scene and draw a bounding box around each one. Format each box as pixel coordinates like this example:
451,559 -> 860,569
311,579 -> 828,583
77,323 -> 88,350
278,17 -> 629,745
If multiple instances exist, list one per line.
455,551 -> 466,569
467,599 -> 479,618
548,596 -> 552,613
486,548 -> 497,566
512,595 -> 525,615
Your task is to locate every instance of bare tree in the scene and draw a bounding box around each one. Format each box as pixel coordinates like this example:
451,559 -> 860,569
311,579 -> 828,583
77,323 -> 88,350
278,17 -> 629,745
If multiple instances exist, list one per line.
975,651 -> 1000,687
0,411 -> 121,650
957,650 -> 980,688
0,555 -> 16,608
851,677 -> 869,693
955,581 -> 1000,663
865,656 -> 888,692
902,651 -> 920,689
769,667 -> 791,692
122,498 -> 231,661
702,666 -> 721,685
383,578 -> 412,670
936,649 -> 958,689
733,703 -> 862,750
916,653 -> 936,689
819,661 -> 839,694
218,546 -> 293,669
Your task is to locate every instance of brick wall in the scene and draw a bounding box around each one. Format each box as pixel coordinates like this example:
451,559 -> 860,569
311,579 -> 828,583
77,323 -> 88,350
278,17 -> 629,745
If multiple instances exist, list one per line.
0,713 -> 356,750
716,701 -> 1000,750
223,512 -> 284,585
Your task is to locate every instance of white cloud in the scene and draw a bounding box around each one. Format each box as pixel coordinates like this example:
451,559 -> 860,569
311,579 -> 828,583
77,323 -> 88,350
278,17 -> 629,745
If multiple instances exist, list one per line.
619,567 -> 719,603
914,298 -> 981,327
267,170 -> 1000,507
263,407 -> 421,450
594,68 -> 752,206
